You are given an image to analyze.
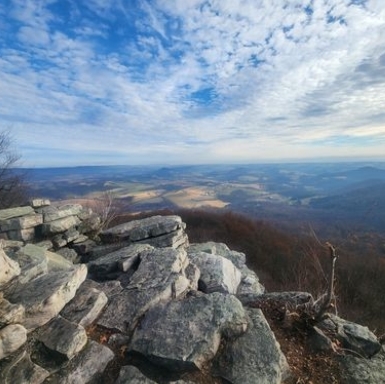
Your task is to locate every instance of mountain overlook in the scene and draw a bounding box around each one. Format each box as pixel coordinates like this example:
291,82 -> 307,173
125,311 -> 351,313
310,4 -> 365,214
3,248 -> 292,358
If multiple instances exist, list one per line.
1,199 -> 385,383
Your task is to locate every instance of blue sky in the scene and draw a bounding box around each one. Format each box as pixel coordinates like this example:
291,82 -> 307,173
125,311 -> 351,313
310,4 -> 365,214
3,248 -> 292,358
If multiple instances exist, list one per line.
1,0 -> 385,167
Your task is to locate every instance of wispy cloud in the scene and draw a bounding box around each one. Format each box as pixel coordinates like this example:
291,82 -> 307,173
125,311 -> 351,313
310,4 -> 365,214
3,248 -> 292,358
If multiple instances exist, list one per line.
0,0 -> 384,166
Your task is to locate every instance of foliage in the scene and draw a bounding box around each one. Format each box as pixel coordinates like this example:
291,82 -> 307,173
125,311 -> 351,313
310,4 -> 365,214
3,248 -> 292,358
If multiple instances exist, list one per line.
0,130 -> 28,208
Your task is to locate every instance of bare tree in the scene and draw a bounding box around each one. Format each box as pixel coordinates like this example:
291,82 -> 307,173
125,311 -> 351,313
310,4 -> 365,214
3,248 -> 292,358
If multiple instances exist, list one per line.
0,130 -> 28,209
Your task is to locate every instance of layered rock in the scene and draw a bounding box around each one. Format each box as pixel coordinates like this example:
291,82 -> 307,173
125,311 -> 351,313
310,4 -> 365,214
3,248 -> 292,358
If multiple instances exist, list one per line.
1,203 -> 384,384
100,215 -> 188,248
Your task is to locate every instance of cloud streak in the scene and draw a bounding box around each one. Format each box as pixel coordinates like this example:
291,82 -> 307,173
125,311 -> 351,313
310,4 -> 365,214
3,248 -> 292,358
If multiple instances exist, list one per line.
0,0 -> 384,166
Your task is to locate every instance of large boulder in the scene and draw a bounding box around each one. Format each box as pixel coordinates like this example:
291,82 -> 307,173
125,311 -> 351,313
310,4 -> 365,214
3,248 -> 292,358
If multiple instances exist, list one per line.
4,265 -> 87,330
100,215 -> 188,248
319,315 -> 381,358
129,292 -> 248,371
213,308 -> 290,384
340,348 -> 385,384
189,252 -> 241,294
98,247 -> 190,333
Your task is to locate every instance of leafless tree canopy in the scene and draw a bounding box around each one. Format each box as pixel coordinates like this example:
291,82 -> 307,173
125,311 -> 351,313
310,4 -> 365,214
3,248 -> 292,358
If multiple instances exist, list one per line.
0,130 -> 28,208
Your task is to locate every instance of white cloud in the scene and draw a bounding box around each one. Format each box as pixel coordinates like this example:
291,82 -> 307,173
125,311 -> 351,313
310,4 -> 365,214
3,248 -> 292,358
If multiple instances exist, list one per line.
1,0 -> 385,166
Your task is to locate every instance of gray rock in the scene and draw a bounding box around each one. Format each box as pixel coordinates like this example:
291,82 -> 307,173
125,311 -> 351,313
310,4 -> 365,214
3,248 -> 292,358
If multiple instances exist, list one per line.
136,228 -> 188,249
0,206 -> 34,221
185,262 -> 200,291
340,348 -> 385,384
37,316 -> 87,359
7,228 -> 36,241
72,239 -> 98,257
189,252 -> 241,294
57,247 -> 80,264
238,291 -> 313,308
21,244 -> 73,273
78,213 -> 101,234
61,282 -> 108,327
129,292 -> 248,371
30,198 -> 51,208
0,214 -> 43,231
309,326 -> 335,353
115,365 -> 158,384
63,228 -> 80,243
42,204 -> 83,222
52,234 -> 68,248
237,268 -> 265,296
0,247 -> 20,288
5,264 -> 87,330
0,297 -> 25,326
98,248 -> 189,333
43,340 -> 114,384
213,308 -> 289,384
188,242 -> 246,269
0,350 -> 50,384
88,244 -> 153,278
34,240 -> 54,250
100,215 -> 184,243
12,245 -> 48,284
80,279 -> 123,298
319,315 -> 381,358
41,216 -> 80,235
0,324 -> 27,360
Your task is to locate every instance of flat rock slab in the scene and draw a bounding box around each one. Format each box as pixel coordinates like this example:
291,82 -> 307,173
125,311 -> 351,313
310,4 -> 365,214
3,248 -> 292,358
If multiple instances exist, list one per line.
88,244 -> 153,279
0,206 -> 34,221
44,340 -> 114,384
60,282 -> 108,327
213,308 -> 289,384
135,228 -> 188,249
41,204 -> 83,222
115,365 -> 158,384
0,324 -> 27,359
36,316 -> 88,359
41,216 -> 80,235
0,214 -> 43,231
5,264 -> 87,330
189,252 -> 241,294
0,350 -> 50,384
129,292 -> 248,371
100,215 -> 184,243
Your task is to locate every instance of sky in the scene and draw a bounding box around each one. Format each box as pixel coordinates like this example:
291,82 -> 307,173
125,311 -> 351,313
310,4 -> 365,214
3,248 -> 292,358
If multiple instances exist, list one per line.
1,0 -> 385,167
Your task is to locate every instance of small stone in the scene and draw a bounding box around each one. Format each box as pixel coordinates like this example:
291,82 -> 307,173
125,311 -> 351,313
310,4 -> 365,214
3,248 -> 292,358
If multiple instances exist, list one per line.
61,283 -> 108,327
37,316 -> 87,359
0,324 -> 27,360
0,298 -> 25,326
45,340 -> 114,383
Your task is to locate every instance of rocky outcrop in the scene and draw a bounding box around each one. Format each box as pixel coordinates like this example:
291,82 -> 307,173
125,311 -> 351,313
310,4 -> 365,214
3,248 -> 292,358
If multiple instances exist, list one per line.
99,215 -> 188,248
0,202 -> 384,384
